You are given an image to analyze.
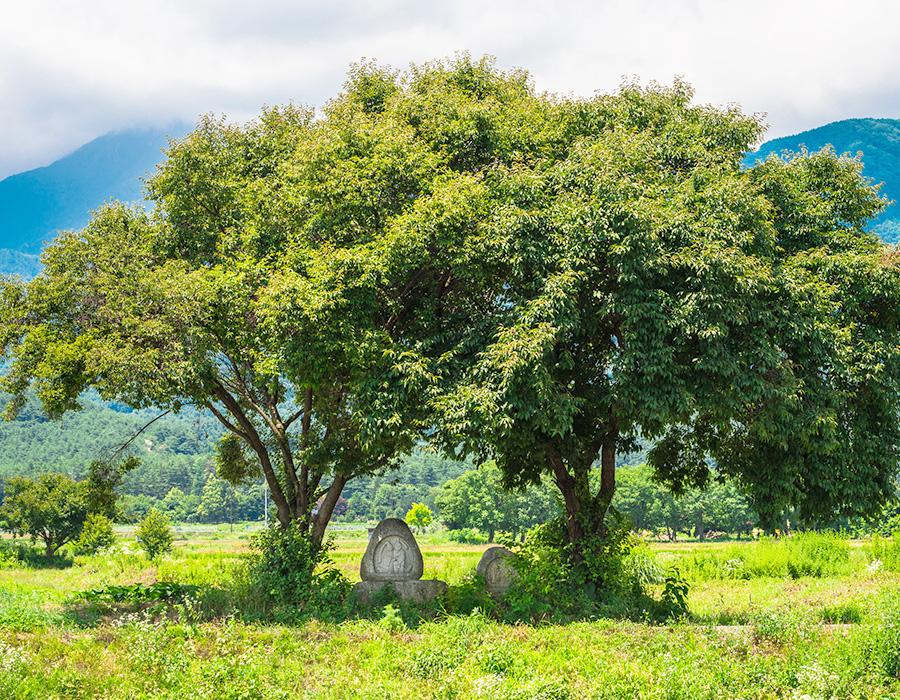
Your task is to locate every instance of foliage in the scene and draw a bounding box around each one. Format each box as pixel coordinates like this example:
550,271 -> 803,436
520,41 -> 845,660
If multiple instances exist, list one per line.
745,117 -> 900,232
500,517 -> 663,622
377,603 -> 407,632
404,502 -> 433,533
1,67 -> 472,543
422,64 -> 900,567
72,513 -> 115,555
0,472 -> 89,557
447,527 -> 489,544
241,522 -> 351,619
659,568 -> 690,618
84,455 -> 139,520
614,464 -> 756,539
196,471 -> 238,525
679,531 -> 853,580
436,461 -> 558,541
213,432 -> 259,484
76,582 -> 201,605
136,508 -> 174,559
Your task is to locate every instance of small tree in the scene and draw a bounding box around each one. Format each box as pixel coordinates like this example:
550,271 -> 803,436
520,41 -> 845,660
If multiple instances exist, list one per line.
0,473 -> 89,558
197,472 -> 238,528
405,502 -> 433,533
136,508 -> 174,559
72,513 -> 115,555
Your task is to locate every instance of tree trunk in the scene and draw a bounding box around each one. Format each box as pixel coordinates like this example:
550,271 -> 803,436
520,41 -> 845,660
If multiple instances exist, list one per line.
310,474 -> 348,549
548,430 -> 618,569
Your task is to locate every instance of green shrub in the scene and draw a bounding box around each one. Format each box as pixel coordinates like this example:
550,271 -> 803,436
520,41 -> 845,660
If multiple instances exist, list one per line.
447,528 -> 489,544
241,522 -> 350,620
75,582 -> 201,605
377,603 -> 407,632
72,513 -> 115,555
659,567 -> 690,618
443,573 -> 496,616
136,509 -> 174,559
501,516 -> 665,622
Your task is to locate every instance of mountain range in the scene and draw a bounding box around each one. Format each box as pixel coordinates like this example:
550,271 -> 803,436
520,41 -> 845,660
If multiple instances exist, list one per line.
0,117 -> 897,279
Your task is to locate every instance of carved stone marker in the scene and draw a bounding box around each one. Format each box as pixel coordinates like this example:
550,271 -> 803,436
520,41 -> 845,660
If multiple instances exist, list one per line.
476,546 -> 517,596
354,518 -> 446,603
360,518 -> 423,582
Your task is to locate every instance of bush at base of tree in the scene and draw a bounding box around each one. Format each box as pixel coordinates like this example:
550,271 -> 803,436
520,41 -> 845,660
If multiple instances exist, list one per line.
498,518 -> 684,623
72,513 -> 115,555
136,509 -> 174,559
239,523 -> 351,621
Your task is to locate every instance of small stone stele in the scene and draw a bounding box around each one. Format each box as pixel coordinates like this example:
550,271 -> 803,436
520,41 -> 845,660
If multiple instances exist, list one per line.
359,518 -> 424,582
354,518 -> 446,604
477,546 -> 517,596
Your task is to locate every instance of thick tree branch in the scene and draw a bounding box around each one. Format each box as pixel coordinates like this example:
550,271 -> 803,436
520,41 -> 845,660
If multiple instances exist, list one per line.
212,383 -> 291,524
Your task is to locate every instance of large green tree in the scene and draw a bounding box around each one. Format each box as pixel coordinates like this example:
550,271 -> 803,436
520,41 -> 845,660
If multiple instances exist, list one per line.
0,57 -> 522,548
3,56 -> 898,566
423,69 -> 900,566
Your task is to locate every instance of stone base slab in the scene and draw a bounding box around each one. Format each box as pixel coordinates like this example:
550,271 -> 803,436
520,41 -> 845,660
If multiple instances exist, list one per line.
354,579 -> 447,604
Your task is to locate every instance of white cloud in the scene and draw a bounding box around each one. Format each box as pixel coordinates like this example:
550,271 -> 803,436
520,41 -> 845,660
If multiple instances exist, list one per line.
2,0 -> 899,177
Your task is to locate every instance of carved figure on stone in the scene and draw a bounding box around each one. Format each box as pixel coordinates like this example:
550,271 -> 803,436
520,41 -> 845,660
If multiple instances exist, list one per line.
373,536 -> 413,577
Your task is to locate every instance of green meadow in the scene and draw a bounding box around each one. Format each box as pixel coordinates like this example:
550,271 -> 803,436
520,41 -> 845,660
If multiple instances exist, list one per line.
2,526 -> 900,699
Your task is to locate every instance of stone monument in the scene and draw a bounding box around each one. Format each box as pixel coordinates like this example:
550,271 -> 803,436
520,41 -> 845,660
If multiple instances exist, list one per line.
354,518 -> 447,603
476,546 -> 517,596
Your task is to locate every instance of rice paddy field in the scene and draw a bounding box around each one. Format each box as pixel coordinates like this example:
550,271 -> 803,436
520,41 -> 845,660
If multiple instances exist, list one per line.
2,524 -> 900,699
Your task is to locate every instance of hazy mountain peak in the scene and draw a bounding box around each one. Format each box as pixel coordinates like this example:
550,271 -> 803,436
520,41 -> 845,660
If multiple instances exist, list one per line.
0,123 -> 191,255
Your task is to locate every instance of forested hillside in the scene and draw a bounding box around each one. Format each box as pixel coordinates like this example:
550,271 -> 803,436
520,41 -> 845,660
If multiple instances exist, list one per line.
0,393 -> 220,496
0,392 -> 472,522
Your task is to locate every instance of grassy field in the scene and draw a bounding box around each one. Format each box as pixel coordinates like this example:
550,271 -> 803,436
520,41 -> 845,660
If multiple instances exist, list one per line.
2,525 -> 900,698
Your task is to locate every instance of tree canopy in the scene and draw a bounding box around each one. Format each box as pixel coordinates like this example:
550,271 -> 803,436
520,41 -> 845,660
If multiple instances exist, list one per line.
2,55 -> 898,563
0,473 -> 90,557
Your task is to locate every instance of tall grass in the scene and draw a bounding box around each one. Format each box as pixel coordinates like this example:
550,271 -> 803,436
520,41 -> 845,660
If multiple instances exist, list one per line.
867,533 -> 900,572
678,531 -> 853,580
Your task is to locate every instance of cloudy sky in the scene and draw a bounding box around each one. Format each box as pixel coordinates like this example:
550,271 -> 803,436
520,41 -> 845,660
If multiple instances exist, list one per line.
2,0 -> 899,178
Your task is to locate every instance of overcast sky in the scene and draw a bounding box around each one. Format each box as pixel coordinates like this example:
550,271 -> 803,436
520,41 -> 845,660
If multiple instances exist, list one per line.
2,0 -> 899,178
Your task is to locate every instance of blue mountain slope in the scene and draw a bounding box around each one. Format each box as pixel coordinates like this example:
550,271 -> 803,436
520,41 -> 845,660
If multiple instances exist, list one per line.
744,118 -> 900,243
0,124 -> 191,261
